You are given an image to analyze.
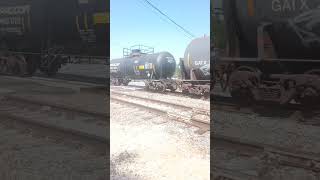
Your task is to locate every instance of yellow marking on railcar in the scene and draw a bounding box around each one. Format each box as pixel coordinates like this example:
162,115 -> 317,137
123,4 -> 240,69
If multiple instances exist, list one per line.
138,65 -> 145,70
248,0 -> 255,17
93,12 -> 109,24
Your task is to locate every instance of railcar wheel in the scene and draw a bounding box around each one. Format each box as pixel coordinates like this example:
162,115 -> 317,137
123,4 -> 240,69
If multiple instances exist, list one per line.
155,82 -> 166,92
25,55 -> 40,76
14,55 -> 27,76
296,87 -> 319,107
181,83 -> 191,94
111,79 -> 121,86
46,60 -> 61,76
203,91 -> 210,99
294,69 -> 320,107
182,89 -> 189,94
11,63 -> 21,75
0,59 -> 8,74
168,82 -> 178,92
228,70 -> 260,105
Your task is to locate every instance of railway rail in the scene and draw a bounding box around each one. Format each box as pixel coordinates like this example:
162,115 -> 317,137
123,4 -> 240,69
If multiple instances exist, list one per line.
213,133 -> 320,179
213,95 -> 320,122
213,95 -> 320,179
112,84 -> 211,101
110,90 -> 210,133
35,72 -> 107,85
0,95 -> 108,144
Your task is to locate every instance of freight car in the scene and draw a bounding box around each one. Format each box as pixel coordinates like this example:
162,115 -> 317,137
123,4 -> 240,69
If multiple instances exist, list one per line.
0,0 -> 109,76
180,36 -> 210,96
212,0 -> 320,106
110,45 -> 178,91
111,36 -> 211,97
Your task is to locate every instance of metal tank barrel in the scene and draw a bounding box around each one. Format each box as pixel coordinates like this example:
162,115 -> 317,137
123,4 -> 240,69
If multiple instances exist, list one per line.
110,51 -> 176,80
0,0 -> 108,56
215,0 -> 320,59
182,36 -> 210,80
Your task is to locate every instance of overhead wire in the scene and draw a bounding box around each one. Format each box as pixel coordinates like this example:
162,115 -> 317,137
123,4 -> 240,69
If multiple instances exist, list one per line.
137,0 -> 195,39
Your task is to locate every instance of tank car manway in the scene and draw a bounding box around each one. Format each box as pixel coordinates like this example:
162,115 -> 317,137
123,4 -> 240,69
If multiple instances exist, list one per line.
0,95 -> 108,144
110,90 -> 210,134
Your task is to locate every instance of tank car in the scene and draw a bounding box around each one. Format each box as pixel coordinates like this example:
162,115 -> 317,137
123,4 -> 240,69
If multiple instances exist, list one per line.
0,0 -> 109,76
223,0 -> 320,59
111,36 -> 211,96
110,48 -> 176,89
213,0 -> 320,106
178,36 -> 211,96
181,36 -> 210,80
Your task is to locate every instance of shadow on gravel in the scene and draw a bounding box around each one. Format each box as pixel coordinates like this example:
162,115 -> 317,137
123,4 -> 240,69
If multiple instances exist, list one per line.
111,151 -> 142,180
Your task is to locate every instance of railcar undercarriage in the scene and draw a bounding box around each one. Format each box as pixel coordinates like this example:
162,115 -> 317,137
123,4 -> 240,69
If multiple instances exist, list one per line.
213,23 -> 320,108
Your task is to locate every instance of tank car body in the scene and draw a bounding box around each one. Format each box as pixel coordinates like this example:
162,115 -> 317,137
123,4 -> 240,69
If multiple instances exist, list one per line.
224,0 -> 320,59
182,36 -> 210,80
111,37 -> 211,96
0,0 -> 109,76
213,0 -> 320,106
110,51 -> 176,83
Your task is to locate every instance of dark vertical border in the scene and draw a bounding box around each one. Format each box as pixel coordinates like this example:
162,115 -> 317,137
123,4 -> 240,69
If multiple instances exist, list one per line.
106,0 -> 111,178
210,0 -> 213,179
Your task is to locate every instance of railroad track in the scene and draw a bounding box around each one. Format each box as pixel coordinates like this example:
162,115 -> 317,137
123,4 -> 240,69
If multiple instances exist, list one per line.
0,95 -> 108,144
213,95 -> 320,123
213,166 -> 259,180
212,133 -> 320,179
111,84 -> 211,101
35,72 -> 107,85
212,95 -> 320,179
2,75 -> 108,95
110,90 -> 210,133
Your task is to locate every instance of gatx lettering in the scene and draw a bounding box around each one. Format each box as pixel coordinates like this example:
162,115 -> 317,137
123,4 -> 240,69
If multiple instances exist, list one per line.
195,61 -> 208,66
272,0 -> 310,12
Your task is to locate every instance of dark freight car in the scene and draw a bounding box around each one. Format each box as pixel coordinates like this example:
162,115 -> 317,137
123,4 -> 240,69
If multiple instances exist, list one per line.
181,36 -> 210,80
213,0 -> 320,106
110,49 -> 176,85
111,37 -> 211,96
221,0 -> 320,59
0,0 -> 109,76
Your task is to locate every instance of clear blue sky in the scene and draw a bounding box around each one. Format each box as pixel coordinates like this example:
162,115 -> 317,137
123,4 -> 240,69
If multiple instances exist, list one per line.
110,0 -> 210,61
